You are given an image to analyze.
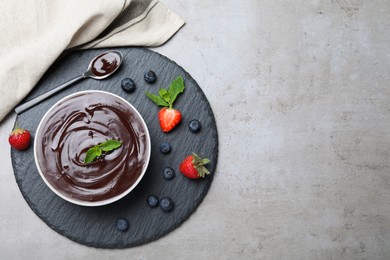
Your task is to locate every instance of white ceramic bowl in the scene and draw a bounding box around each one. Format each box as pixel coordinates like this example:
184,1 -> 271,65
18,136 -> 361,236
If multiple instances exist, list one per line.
34,90 -> 151,206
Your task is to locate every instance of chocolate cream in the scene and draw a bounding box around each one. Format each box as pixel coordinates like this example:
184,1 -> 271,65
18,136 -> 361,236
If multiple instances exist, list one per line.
35,91 -> 150,203
91,51 -> 121,77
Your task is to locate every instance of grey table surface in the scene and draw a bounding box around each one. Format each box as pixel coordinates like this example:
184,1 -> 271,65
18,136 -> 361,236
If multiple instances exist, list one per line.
1,1 -> 390,259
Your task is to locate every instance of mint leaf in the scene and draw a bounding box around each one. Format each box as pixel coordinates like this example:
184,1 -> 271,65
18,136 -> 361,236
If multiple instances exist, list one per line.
83,139 -> 122,164
159,88 -> 170,104
99,139 -> 122,152
146,92 -> 169,107
84,146 -> 101,164
145,76 -> 185,109
168,76 -> 185,106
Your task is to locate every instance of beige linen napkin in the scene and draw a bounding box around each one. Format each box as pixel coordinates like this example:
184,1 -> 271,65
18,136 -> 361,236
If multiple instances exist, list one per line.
0,0 -> 184,123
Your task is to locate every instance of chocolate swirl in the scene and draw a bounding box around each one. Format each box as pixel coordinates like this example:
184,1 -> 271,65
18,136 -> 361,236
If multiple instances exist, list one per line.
35,91 -> 150,204
91,51 -> 121,77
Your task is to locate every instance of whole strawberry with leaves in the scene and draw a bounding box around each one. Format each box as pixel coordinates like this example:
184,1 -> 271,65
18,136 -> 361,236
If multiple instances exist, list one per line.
146,76 -> 185,132
9,124 -> 31,150
179,153 -> 211,179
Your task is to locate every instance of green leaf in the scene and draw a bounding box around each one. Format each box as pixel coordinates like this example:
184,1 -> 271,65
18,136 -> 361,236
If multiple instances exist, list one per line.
145,76 -> 185,109
200,158 -> 211,165
95,147 -> 102,157
146,92 -> 169,107
83,139 -> 122,164
99,139 -> 122,152
84,146 -> 100,164
168,76 -> 185,106
159,89 -> 170,104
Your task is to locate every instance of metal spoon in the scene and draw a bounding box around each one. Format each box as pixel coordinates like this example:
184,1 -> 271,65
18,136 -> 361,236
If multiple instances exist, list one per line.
14,50 -> 123,114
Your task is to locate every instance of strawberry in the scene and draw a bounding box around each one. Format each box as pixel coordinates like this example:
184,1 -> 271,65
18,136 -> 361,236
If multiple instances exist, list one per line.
9,125 -> 31,151
146,76 -> 185,132
179,153 -> 211,179
158,108 -> 182,132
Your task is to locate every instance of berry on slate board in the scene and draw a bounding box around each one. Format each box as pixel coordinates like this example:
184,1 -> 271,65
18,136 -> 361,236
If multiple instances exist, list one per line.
8,125 -> 31,151
158,108 -> 182,133
179,153 -> 211,179
162,167 -> 175,180
121,78 -> 136,93
144,70 -> 157,83
145,76 -> 185,132
159,142 -> 171,154
189,119 -> 201,133
159,197 -> 174,212
116,217 -> 129,231
147,195 -> 159,208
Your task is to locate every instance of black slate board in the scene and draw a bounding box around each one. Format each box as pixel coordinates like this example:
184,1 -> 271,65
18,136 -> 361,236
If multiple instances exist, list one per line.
11,48 -> 218,248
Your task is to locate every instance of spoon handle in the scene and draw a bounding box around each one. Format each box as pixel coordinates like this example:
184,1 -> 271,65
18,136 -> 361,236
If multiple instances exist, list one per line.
14,74 -> 85,114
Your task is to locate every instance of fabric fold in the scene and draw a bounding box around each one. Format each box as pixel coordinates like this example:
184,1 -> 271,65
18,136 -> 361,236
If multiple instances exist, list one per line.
0,0 -> 185,123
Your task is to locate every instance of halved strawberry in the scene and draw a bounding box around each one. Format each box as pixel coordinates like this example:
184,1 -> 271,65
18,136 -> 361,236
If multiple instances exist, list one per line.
146,76 -> 185,133
158,108 -> 182,132
179,153 -> 211,179
9,125 -> 31,151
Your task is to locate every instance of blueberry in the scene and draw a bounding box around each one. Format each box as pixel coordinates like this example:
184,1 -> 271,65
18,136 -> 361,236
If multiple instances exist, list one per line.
160,142 -> 171,154
116,217 -> 129,231
159,197 -> 174,212
189,119 -> 201,133
144,70 -> 157,83
147,195 -> 159,208
121,78 -> 136,93
162,167 -> 175,180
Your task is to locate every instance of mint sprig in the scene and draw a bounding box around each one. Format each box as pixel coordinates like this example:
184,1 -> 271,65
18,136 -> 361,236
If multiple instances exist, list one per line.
84,139 -> 122,164
146,76 -> 185,109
